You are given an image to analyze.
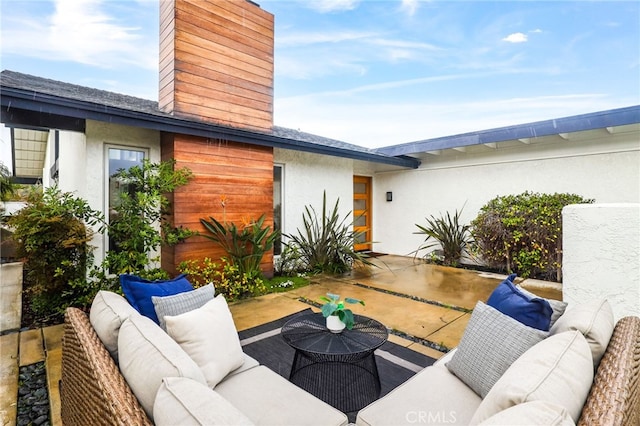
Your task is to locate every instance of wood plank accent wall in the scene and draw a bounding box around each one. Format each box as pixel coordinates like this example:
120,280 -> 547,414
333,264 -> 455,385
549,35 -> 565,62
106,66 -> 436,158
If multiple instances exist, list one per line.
158,0 -> 274,131
161,133 -> 275,277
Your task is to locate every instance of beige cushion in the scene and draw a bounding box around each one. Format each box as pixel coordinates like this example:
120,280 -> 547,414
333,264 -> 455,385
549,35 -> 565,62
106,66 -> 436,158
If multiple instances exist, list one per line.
166,295 -> 244,388
89,290 -> 139,362
356,365 -> 482,426
550,299 -> 614,369
470,331 -> 593,425
152,283 -> 215,330
153,377 -> 254,426
118,314 -> 207,420
478,400 -> 575,425
215,366 -> 349,426
517,285 -> 568,327
446,301 -> 547,398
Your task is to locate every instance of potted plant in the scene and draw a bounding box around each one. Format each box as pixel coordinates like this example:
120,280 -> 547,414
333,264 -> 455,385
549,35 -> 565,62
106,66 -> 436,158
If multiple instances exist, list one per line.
320,292 -> 365,333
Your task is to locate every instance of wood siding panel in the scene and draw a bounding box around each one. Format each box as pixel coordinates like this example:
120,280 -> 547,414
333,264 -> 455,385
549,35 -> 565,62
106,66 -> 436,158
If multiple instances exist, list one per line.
158,0 -> 175,113
178,0 -> 274,42
161,133 -> 274,277
174,4 -> 272,59
159,0 -> 274,131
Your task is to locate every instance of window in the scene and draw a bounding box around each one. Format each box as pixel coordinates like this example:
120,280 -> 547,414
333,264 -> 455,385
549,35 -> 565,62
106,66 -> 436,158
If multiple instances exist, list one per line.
273,164 -> 283,255
106,147 -> 146,252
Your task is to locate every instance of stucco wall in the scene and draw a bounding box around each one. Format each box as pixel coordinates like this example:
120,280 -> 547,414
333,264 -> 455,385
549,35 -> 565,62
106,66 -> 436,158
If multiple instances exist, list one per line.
372,132 -> 640,257
562,204 -> 640,321
58,130 -> 88,196
274,148 -> 354,245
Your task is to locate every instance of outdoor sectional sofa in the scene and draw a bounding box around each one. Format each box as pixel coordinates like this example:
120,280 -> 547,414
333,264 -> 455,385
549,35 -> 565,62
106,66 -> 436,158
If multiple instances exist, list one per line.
60,289 -> 640,426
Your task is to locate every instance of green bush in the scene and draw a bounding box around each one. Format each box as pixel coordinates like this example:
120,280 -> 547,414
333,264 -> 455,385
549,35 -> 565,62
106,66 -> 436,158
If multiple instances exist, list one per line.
103,159 -> 194,279
471,191 -> 594,281
284,192 -> 374,274
0,162 -> 15,202
8,187 -> 105,318
177,257 -> 266,301
413,208 -> 473,267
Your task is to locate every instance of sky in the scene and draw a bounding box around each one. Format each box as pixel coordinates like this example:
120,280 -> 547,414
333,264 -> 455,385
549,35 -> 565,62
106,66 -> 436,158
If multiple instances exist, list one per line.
1,0 -> 639,150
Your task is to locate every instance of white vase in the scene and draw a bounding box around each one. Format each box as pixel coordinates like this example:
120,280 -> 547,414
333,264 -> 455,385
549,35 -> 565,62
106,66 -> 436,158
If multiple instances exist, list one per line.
326,315 -> 346,333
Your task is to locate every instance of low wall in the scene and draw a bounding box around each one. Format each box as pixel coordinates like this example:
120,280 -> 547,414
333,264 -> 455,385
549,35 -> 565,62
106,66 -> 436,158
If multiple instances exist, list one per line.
562,204 -> 640,321
0,262 -> 23,333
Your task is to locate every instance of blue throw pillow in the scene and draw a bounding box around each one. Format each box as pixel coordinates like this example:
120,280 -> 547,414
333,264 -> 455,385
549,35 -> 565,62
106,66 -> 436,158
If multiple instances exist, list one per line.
120,274 -> 194,324
486,274 -> 553,331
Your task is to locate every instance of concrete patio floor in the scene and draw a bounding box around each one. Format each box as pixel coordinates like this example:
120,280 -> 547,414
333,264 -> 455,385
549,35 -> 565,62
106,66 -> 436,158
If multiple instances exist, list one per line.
0,255 -> 562,426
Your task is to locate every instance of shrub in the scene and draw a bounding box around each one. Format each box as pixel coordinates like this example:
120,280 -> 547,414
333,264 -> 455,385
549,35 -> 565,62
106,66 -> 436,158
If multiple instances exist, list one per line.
177,257 -> 266,301
0,162 -> 15,202
284,192 -> 374,274
103,159 -> 194,279
471,191 -> 594,281
7,186 -> 105,318
413,207 -> 473,267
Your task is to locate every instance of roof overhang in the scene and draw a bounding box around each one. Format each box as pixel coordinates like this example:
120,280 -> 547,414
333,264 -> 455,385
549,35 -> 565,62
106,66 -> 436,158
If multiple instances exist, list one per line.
377,106 -> 640,157
1,85 -> 420,169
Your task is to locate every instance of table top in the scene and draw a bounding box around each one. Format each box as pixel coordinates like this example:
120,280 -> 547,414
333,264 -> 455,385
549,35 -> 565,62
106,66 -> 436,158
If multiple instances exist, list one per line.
281,313 -> 388,356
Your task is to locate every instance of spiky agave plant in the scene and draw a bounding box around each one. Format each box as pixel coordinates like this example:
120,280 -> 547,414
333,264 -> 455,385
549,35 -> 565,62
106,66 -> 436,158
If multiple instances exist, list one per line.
414,207 -> 473,267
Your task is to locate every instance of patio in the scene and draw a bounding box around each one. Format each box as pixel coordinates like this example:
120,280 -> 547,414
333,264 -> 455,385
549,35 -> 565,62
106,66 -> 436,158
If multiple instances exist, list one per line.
0,255 -> 561,426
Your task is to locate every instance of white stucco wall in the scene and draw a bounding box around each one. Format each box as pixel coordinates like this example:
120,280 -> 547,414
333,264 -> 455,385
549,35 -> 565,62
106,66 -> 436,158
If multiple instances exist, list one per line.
562,204 -> 640,321
0,124 -> 11,170
372,131 -> 640,257
58,130 -> 88,195
274,148 -> 354,244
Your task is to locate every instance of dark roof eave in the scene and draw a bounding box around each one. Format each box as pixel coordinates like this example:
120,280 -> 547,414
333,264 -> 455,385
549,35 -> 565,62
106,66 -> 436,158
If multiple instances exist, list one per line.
377,105 -> 640,156
1,86 -> 420,169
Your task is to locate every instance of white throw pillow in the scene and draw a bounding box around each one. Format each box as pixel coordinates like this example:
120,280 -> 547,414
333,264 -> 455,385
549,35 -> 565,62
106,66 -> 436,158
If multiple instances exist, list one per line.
517,285 -> 568,328
478,400 -> 575,425
89,290 -> 139,362
118,314 -> 207,420
550,299 -> 614,370
154,377 -> 254,426
152,283 -> 215,330
446,301 -> 548,398
166,295 -> 244,388
470,330 -> 593,425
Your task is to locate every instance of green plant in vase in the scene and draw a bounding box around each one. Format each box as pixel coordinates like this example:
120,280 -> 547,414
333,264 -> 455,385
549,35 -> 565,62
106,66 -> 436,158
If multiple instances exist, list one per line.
320,292 -> 365,332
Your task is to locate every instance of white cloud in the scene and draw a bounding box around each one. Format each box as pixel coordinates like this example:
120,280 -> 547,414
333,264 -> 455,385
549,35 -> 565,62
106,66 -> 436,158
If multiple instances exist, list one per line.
400,0 -> 420,17
502,32 -> 528,43
530,29 -> 543,33
307,0 -> 360,13
1,0 -> 157,70
276,30 -> 377,48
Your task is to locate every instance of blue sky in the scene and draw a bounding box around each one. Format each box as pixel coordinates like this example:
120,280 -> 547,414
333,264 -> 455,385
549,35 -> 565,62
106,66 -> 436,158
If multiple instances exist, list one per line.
1,0 -> 639,149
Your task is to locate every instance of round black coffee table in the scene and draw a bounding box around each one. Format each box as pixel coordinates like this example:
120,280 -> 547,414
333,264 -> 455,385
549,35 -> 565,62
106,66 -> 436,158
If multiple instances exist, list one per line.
281,313 -> 388,413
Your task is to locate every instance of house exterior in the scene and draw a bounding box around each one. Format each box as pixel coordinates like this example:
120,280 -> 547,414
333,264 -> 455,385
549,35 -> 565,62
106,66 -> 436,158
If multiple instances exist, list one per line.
1,0 -> 639,278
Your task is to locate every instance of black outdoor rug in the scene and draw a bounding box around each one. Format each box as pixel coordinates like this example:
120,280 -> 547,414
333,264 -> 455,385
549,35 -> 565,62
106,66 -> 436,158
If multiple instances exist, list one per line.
237,308 -> 436,419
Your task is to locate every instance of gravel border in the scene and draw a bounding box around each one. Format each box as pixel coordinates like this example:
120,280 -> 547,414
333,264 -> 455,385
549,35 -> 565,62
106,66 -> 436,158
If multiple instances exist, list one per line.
17,362 -> 50,426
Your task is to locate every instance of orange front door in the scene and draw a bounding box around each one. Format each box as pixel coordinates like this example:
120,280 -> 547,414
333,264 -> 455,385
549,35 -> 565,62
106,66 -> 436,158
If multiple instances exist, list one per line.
353,176 -> 372,252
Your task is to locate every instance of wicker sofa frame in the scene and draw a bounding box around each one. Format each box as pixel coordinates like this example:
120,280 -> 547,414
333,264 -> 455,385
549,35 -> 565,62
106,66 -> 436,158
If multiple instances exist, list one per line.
60,307 -> 640,425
